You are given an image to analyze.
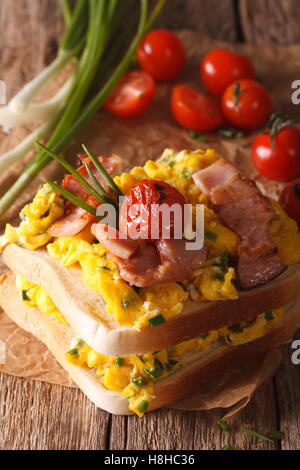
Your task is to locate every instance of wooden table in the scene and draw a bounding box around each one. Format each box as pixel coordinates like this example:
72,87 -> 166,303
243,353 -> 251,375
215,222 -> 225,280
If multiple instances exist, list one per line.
0,0 -> 300,450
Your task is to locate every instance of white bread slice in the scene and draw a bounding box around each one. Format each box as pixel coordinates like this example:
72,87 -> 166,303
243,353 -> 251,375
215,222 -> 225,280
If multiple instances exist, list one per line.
0,271 -> 299,416
2,244 -> 300,356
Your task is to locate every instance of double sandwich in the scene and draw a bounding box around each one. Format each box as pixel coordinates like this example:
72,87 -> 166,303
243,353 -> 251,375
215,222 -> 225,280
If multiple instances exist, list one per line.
0,147 -> 299,417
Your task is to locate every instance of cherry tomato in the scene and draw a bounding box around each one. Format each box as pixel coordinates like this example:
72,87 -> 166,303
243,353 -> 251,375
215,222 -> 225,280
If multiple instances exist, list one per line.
137,29 -> 186,81
119,180 -> 188,240
221,79 -> 271,129
171,85 -> 224,132
201,49 -> 255,96
252,126 -> 300,181
104,70 -> 155,118
279,179 -> 300,229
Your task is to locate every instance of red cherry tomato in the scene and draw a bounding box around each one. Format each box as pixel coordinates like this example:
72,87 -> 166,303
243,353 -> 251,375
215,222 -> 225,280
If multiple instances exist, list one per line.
104,70 -> 155,118
171,85 -> 224,132
252,126 -> 300,181
119,180 -> 188,240
201,49 -> 255,96
221,79 -> 271,129
279,179 -> 300,229
137,29 -> 186,81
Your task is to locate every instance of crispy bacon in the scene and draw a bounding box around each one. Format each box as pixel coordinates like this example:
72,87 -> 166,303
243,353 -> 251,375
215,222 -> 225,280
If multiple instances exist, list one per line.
97,232 -> 209,287
193,159 -> 286,289
48,154 -> 122,237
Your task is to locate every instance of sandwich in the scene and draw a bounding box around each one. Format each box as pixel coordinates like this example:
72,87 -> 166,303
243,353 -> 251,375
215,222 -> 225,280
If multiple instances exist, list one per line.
0,146 -> 299,417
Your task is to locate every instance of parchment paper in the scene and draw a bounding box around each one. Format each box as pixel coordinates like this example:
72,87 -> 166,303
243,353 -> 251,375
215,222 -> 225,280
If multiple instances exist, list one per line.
0,31 -> 299,415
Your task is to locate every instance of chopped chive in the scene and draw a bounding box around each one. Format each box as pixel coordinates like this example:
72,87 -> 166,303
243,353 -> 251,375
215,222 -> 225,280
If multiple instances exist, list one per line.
140,355 -> 147,363
293,181 -> 300,198
168,161 -> 176,168
149,314 -> 165,327
241,426 -> 274,443
181,168 -> 190,181
84,161 -> 119,209
221,444 -> 233,450
235,131 -> 244,139
188,130 -> 197,139
197,134 -> 209,143
46,180 -> 99,218
213,273 -> 225,282
37,142 -> 106,206
131,378 -> 148,387
115,357 -> 124,366
143,367 -> 163,380
217,127 -> 243,139
264,311 -> 275,321
205,230 -> 218,242
122,299 -> 130,309
218,420 -> 230,432
77,340 -> 85,347
200,333 -> 209,340
22,290 -> 30,301
139,400 -> 149,413
69,348 -> 79,357
267,430 -> 283,441
82,144 -> 123,198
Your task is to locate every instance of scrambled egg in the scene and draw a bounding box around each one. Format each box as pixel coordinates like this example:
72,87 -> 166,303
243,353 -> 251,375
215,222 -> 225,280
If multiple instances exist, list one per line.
1,149 -> 299,330
16,276 -> 67,324
47,236 -> 188,328
0,184 -> 64,251
16,275 -> 284,417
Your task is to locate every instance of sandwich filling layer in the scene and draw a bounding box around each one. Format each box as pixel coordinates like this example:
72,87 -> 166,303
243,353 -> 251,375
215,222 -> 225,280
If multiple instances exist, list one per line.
2,149 -> 300,330
16,275 -> 284,417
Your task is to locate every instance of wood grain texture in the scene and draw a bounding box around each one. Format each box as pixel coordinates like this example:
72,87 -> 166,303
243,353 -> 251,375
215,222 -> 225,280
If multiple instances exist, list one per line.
0,0 -> 300,452
240,0 -> 300,45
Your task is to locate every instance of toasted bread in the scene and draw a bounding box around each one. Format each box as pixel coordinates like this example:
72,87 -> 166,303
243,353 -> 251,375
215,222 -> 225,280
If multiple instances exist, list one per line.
0,271 -> 299,416
2,243 -> 300,356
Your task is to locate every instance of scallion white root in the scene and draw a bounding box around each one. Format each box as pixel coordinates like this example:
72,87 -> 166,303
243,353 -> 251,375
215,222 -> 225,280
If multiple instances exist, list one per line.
8,49 -> 74,114
0,68 -> 78,129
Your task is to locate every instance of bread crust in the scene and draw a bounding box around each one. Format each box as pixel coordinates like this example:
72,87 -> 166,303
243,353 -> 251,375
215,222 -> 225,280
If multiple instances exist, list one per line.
0,271 -> 299,416
2,244 -> 300,356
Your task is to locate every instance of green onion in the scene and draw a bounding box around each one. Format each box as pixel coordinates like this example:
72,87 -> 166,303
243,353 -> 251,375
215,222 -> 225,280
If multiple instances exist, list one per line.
149,314 -> 165,327
46,180 -> 99,218
264,311 -> 275,321
221,444 -> 233,450
205,230 -> 218,242
197,135 -> 209,143
22,290 -> 30,301
0,0 -> 154,217
218,420 -> 230,431
115,357 -> 125,366
139,400 -> 149,413
122,299 -> 130,309
143,367 -> 163,381
241,426 -> 274,443
59,0 -> 72,27
37,142 -> 106,205
77,340 -> 85,347
181,168 -> 190,181
168,161 -> 176,168
217,127 -> 244,139
267,430 -> 283,441
188,130 -> 197,139
84,162 -> 118,209
131,378 -> 148,387
69,348 -> 79,357
212,273 -> 225,282
82,144 -> 123,198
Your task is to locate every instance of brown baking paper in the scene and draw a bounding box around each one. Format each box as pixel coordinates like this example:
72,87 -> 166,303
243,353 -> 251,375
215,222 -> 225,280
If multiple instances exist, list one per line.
0,31 -> 299,414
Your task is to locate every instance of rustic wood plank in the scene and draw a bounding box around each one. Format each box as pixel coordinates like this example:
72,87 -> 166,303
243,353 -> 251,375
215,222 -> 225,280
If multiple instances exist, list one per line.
274,330 -> 300,450
154,0 -> 238,42
0,0 -> 64,101
240,0 -> 300,45
0,373 -> 110,450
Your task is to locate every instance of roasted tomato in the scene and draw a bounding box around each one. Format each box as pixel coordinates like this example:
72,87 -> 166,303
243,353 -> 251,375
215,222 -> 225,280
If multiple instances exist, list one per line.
137,29 -> 186,81
104,70 -> 155,118
252,117 -> 300,181
200,48 -> 255,96
119,180 -> 188,240
279,179 -> 300,229
221,79 -> 271,129
171,85 -> 224,132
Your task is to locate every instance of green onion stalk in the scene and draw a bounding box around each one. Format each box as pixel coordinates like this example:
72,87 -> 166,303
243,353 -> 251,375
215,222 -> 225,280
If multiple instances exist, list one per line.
0,0 -> 165,218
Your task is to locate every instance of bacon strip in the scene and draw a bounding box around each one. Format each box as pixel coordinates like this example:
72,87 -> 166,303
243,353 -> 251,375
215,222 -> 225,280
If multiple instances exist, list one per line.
48,154 -> 122,237
193,159 -> 286,289
91,223 -> 138,260
95,231 -> 209,287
